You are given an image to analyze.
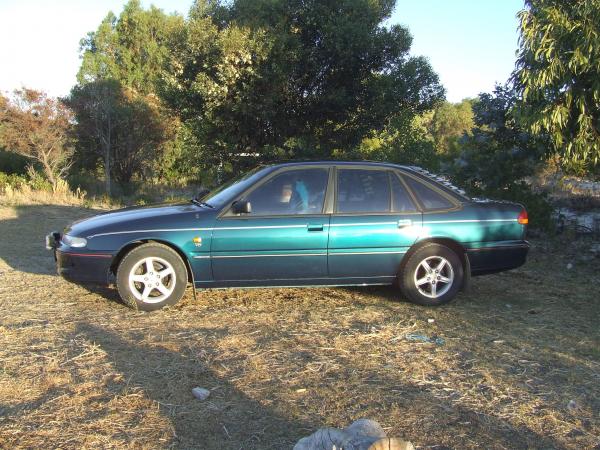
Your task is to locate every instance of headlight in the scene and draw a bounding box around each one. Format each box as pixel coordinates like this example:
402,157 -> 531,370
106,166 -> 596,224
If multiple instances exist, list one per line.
61,234 -> 87,248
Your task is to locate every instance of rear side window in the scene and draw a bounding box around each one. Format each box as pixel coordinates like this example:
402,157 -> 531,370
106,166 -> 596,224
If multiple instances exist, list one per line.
403,176 -> 454,210
391,173 -> 417,212
337,169 -> 390,213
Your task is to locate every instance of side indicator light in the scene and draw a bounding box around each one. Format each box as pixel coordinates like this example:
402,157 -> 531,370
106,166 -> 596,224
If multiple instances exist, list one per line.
517,210 -> 529,225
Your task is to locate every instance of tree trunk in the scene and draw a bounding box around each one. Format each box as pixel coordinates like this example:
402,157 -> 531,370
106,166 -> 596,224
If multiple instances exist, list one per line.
40,154 -> 58,192
104,114 -> 112,196
104,152 -> 111,196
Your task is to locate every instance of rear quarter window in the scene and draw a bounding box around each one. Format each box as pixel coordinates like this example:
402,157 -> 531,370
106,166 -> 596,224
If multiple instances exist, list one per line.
403,176 -> 455,210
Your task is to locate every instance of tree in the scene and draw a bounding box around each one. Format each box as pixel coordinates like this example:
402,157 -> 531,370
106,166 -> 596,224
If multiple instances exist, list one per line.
354,111 -> 438,170
446,84 -> 552,229
449,85 -> 546,192
426,99 -> 475,155
78,0 -> 183,94
67,80 -> 175,195
73,1 -> 182,192
513,0 -> 600,165
159,4 -> 271,180
0,89 -> 73,189
161,0 -> 445,177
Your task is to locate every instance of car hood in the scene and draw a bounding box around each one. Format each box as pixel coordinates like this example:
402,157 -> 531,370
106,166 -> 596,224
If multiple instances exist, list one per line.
65,202 -> 212,238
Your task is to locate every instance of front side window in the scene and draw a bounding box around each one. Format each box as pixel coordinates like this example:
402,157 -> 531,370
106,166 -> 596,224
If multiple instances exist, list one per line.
403,176 -> 454,210
336,169 -> 390,213
243,168 -> 329,215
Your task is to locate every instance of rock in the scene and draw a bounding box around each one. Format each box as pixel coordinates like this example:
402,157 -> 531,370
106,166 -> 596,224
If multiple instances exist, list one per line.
405,333 -> 445,346
192,387 -> 210,400
567,399 -> 579,413
427,318 -> 435,323
567,263 -> 573,270
293,419 -> 414,450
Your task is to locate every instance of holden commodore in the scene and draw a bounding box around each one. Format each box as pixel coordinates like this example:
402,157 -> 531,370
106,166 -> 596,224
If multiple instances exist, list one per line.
46,161 -> 529,311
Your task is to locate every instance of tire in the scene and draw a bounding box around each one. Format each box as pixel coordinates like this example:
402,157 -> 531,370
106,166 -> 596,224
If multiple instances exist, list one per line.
400,243 -> 463,306
116,243 -> 188,311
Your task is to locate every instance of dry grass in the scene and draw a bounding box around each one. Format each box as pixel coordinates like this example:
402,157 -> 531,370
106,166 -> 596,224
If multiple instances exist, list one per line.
0,182 -> 85,207
0,203 -> 599,449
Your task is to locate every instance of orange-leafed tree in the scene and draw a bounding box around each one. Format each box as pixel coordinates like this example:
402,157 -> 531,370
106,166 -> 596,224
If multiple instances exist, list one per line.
0,89 -> 74,189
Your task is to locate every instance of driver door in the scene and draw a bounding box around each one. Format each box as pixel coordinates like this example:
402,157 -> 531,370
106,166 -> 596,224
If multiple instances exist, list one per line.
211,167 -> 331,282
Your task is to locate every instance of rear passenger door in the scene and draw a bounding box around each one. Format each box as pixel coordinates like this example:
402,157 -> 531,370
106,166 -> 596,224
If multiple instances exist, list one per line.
328,168 -> 422,279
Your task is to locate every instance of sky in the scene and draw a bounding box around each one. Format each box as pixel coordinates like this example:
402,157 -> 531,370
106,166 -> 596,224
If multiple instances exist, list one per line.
0,0 -> 524,103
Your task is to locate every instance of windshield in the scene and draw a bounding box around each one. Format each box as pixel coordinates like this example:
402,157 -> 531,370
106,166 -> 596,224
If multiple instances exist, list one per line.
200,166 -> 271,208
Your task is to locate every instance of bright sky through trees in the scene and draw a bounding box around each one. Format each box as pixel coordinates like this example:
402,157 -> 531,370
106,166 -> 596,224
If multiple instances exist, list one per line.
0,0 -> 523,102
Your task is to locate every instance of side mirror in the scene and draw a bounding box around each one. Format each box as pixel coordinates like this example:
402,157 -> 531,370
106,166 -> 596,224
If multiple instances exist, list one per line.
196,187 -> 210,200
232,200 -> 252,214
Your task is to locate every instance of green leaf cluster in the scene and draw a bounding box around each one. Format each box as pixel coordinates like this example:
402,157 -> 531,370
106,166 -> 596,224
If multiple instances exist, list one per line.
513,0 -> 600,165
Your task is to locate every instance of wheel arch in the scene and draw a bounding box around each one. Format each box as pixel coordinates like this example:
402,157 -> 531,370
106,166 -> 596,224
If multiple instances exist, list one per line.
110,239 -> 194,284
401,237 -> 469,288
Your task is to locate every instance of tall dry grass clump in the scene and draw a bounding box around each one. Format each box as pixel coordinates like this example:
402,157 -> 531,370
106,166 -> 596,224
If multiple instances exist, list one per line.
0,178 -> 86,206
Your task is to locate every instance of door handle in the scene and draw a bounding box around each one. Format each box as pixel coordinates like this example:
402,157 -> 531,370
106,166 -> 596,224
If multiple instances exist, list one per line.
307,223 -> 324,232
397,219 -> 412,228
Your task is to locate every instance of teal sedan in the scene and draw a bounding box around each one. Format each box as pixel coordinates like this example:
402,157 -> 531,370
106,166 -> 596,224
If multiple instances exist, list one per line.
46,161 -> 529,311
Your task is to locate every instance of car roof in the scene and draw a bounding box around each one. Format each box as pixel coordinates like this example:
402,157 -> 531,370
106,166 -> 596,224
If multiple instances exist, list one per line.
266,160 -> 410,170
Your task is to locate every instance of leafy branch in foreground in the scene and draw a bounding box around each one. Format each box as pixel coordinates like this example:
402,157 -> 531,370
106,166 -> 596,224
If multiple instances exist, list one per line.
512,0 -> 600,166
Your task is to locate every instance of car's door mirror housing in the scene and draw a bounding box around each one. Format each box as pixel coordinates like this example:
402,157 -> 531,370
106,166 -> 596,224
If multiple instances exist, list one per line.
232,200 -> 252,214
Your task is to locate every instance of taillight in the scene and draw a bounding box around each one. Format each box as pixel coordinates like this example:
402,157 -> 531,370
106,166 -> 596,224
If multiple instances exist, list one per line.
517,209 -> 529,225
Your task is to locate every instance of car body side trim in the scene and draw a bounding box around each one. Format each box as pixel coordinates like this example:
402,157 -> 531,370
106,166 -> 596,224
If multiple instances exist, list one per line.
422,219 -> 517,224
329,222 -> 398,227
88,218 -> 518,239
210,252 -> 325,259
195,250 -> 407,259
58,251 -> 113,258
88,224 -> 316,238
329,250 -> 407,255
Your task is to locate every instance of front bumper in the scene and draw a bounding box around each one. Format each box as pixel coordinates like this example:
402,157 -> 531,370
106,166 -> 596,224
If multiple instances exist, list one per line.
46,232 -> 113,285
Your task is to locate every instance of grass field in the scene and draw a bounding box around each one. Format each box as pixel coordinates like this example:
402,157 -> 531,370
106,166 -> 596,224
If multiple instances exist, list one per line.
0,204 -> 599,449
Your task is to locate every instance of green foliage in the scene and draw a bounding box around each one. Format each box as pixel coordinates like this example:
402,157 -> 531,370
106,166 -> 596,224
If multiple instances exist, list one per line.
354,111 -> 439,170
25,167 -> 53,191
0,168 -> 57,194
78,0 -> 183,94
0,171 -> 27,192
513,0 -> 600,165
446,85 -> 553,230
425,99 -> 475,155
161,0 -> 445,176
67,80 -> 176,185
73,1 -> 182,193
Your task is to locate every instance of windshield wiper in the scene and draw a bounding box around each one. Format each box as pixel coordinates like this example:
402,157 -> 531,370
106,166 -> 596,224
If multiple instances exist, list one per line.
190,198 -> 214,209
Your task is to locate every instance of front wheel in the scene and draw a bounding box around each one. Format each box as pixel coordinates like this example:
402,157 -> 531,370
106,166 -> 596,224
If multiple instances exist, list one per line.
116,243 -> 188,311
400,243 -> 463,306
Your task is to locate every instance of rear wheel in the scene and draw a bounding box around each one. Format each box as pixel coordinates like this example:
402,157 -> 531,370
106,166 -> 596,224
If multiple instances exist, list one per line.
116,243 -> 188,311
400,243 -> 463,306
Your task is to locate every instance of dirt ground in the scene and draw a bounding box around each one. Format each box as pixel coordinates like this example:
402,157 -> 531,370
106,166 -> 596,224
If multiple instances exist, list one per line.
0,204 -> 599,449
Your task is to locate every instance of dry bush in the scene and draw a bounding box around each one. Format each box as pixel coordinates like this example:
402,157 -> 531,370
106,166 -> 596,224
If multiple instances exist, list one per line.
0,179 -> 86,206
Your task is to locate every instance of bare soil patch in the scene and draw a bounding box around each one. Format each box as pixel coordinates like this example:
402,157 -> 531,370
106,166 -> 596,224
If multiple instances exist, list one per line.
0,204 -> 598,449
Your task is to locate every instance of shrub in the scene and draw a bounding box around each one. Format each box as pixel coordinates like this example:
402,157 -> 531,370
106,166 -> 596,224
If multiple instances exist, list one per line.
0,172 -> 28,193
